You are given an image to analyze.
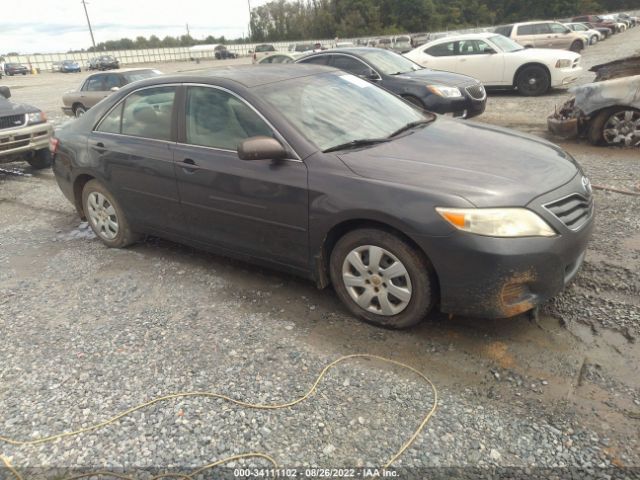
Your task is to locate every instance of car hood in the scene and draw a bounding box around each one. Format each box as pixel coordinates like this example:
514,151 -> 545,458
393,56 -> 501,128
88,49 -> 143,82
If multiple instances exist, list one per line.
510,48 -> 581,62
0,97 -> 39,115
393,69 -> 479,87
337,118 -> 579,207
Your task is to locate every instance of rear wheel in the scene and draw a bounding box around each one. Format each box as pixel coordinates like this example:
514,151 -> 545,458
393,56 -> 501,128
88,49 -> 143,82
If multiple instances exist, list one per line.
27,148 -> 52,169
82,180 -> 140,248
570,40 -> 584,52
329,228 -> 435,329
516,65 -> 550,96
588,107 -> 640,147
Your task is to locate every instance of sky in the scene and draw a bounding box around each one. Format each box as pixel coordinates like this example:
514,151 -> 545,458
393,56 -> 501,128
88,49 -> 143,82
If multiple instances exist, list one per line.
0,0 -> 269,54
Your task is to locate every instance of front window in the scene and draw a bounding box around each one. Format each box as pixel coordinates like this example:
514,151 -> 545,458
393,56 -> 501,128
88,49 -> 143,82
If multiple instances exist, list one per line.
489,35 -> 524,52
550,23 -> 570,34
358,49 -> 421,75
256,73 -> 430,151
120,86 -> 176,141
331,55 -> 373,77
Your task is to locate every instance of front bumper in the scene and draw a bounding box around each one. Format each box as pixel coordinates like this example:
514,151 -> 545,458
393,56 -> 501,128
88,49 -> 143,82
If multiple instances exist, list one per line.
551,65 -> 583,87
425,86 -> 487,119
416,175 -> 594,318
0,121 -> 53,163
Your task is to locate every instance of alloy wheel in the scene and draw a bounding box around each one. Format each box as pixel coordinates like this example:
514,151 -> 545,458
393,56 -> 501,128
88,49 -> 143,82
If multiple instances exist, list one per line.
603,110 -> 640,146
341,245 -> 412,316
86,192 -> 119,240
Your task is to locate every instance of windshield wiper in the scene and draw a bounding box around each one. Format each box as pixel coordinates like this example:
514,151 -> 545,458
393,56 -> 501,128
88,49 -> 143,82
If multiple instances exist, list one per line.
388,118 -> 435,138
322,138 -> 390,153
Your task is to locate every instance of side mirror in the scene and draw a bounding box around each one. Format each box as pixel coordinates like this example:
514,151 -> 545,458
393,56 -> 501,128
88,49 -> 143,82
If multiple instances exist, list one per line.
238,136 -> 287,161
366,69 -> 380,80
0,86 -> 10,99
110,86 -> 120,92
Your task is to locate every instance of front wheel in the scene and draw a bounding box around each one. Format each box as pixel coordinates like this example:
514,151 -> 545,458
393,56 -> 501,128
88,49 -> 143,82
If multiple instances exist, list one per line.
588,107 -> 640,147
329,228 -> 435,329
590,35 -> 599,45
27,148 -> 52,169
82,180 -> 140,248
516,65 -> 550,96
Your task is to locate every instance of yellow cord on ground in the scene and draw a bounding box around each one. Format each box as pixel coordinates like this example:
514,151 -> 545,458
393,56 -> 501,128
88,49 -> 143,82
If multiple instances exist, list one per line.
1,354 -> 438,479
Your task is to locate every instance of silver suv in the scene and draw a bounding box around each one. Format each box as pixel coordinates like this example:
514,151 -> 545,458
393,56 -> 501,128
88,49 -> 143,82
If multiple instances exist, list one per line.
495,21 -> 586,52
0,86 -> 53,169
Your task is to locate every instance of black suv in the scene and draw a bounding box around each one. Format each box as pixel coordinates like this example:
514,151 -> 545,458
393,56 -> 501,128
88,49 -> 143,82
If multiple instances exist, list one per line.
214,45 -> 237,60
0,86 -> 53,169
88,56 -> 120,71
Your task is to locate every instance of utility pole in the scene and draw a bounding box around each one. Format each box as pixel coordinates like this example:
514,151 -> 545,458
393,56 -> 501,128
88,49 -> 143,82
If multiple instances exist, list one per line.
247,0 -> 252,39
81,0 -> 96,49
186,23 -> 191,37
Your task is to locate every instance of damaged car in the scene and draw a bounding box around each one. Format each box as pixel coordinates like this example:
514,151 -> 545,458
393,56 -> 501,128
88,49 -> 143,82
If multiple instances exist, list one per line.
548,56 -> 640,147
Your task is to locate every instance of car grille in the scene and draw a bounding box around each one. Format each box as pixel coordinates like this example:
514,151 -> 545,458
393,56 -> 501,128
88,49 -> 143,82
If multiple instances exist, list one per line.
465,84 -> 486,100
0,114 -> 26,130
544,193 -> 593,230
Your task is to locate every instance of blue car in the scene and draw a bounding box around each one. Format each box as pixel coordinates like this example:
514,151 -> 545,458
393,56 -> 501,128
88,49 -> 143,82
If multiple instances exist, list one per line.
60,60 -> 81,73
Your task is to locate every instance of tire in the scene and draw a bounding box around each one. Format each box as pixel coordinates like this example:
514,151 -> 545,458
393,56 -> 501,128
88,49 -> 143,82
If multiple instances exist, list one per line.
516,65 -> 550,96
590,35 -> 599,45
402,95 -> 425,110
569,40 -> 583,52
588,107 -> 640,147
27,148 -> 52,169
73,104 -> 87,118
329,228 -> 435,329
81,179 -> 140,248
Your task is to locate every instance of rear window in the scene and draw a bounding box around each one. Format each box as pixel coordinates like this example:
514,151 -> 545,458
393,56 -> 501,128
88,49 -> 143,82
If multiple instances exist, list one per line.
121,70 -> 162,83
494,25 -> 513,36
256,44 -> 276,52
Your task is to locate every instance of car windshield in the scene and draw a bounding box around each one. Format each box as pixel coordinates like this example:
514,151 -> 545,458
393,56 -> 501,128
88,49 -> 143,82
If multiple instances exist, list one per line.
122,70 -> 161,83
257,72 -> 431,151
359,49 -> 422,75
489,35 -> 524,52
62,60 -> 76,65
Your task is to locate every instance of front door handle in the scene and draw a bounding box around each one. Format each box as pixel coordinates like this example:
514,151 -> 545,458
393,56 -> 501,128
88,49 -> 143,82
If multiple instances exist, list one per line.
181,158 -> 199,173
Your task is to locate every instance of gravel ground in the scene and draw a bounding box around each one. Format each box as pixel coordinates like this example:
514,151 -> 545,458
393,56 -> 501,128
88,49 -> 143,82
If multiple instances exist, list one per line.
1,27 -> 639,480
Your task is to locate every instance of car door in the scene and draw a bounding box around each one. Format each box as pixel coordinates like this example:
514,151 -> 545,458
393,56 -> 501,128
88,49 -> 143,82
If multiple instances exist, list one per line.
89,85 -> 186,234
80,74 -> 111,107
452,39 -> 504,84
172,85 -> 309,270
549,23 -> 573,49
422,40 -> 459,73
532,23 -> 553,48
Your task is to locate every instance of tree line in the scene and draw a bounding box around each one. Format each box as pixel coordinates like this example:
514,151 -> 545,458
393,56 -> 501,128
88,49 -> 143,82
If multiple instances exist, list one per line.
70,34 -> 246,53
249,0 -> 640,41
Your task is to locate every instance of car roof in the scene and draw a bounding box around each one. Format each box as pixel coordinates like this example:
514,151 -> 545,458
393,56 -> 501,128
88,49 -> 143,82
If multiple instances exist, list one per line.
159,64 -> 336,88
425,32 -> 497,42
512,20 -> 560,26
303,47 -> 393,56
88,68 -> 155,76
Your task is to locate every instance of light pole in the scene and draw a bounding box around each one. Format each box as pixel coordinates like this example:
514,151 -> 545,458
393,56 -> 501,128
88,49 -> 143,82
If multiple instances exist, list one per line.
247,0 -> 252,40
81,0 -> 96,49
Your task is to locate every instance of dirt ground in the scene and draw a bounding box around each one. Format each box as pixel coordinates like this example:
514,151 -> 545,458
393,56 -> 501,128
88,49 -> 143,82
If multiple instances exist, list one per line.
0,27 -> 639,477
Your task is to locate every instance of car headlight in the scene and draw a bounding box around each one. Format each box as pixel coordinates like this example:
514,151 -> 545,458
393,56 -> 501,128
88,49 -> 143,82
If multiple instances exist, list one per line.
555,59 -> 572,68
26,111 -> 47,125
436,207 -> 556,237
426,84 -> 462,98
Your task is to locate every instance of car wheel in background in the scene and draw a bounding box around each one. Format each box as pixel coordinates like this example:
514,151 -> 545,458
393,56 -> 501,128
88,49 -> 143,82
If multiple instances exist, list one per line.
516,65 -> 550,96
73,104 -> 87,118
329,228 -> 435,329
588,107 -> 640,147
27,148 -> 52,170
590,35 -> 599,45
569,40 -> 584,52
82,180 -> 141,248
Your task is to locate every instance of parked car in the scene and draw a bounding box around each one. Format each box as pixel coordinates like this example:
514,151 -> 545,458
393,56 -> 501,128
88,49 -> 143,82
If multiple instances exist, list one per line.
252,44 -> 277,63
61,68 -> 162,117
617,13 -> 638,27
405,33 -> 582,96
257,53 -> 300,64
4,63 -> 30,76
572,15 -> 621,33
392,35 -> 413,53
0,86 -> 52,169
565,22 -> 605,44
50,65 -> 593,328
599,14 -> 627,32
548,56 -> 640,147
296,47 -> 486,118
289,43 -> 314,53
214,45 -> 237,60
58,60 -> 82,73
87,55 -> 119,71
494,21 -> 586,52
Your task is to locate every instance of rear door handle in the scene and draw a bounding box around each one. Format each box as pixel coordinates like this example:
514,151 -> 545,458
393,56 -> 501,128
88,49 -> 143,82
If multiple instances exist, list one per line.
181,158 -> 199,173
90,141 -> 106,153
